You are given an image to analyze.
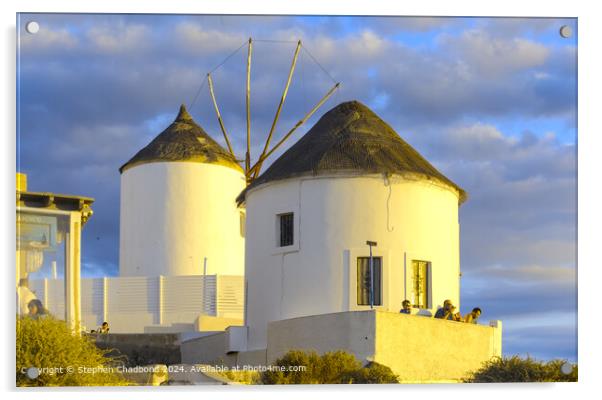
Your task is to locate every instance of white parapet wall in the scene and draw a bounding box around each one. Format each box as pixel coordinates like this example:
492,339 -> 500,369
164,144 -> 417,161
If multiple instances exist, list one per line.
30,275 -> 244,333
180,310 -> 501,382
266,310 -> 502,382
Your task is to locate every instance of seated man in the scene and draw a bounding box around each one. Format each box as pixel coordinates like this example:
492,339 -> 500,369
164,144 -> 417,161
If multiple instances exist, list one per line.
464,307 -> 482,324
448,305 -> 462,322
434,299 -> 452,319
435,300 -> 462,321
399,300 -> 412,314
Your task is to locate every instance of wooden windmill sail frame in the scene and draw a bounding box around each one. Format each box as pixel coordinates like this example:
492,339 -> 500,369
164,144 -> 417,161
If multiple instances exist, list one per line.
204,38 -> 340,185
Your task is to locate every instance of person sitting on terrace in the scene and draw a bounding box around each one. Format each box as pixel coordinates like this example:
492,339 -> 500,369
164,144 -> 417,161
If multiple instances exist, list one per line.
434,299 -> 452,319
98,321 -> 110,334
399,300 -> 412,314
27,299 -> 48,319
435,300 -> 462,321
464,307 -> 482,324
448,305 -> 462,322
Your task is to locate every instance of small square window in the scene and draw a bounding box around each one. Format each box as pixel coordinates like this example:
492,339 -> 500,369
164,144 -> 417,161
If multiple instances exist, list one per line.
278,213 -> 294,247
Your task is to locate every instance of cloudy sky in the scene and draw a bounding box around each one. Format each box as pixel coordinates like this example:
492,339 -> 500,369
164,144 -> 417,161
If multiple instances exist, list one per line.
16,14 -> 577,361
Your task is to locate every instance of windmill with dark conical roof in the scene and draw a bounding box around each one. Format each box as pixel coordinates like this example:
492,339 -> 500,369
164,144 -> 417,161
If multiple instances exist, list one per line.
241,100 -> 468,351
119,104 -> 247,278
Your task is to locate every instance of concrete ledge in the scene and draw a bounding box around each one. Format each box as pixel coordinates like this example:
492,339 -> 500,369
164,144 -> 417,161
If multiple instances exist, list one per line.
180,331 -> 237,366
267,310 -> 376,363
267,310 -> 501,382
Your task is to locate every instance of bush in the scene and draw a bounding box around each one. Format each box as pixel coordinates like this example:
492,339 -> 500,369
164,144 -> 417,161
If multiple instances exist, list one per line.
259,349 -> 398,384
16,316 -> 131,386
464,356 -> 578,383
340,361 -> 400,384
260,350 -> 322,384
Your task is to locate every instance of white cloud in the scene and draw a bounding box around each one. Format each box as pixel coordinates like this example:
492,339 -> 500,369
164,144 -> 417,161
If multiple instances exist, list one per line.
174,22 -> 246,54
439,29 -> 550,78
470,264 -> 575,284
20,27 -> 77,52
86,24 -> 152,54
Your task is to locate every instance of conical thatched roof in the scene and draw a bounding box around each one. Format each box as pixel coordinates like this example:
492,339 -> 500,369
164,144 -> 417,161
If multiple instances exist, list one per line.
120,105 -> 242,173
238,100 -> 466,204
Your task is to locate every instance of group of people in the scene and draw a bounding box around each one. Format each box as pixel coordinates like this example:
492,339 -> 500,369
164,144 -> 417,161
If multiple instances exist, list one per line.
399,299 -> 481,324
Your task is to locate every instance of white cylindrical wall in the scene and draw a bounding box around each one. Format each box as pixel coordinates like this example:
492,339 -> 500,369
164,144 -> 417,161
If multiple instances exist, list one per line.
119,162 -> 245,277
244,174 -> 461,350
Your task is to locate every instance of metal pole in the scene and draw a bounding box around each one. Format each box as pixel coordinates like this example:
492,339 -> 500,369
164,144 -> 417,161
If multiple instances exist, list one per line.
366,241 -> 377,309
369,244 -> 374,309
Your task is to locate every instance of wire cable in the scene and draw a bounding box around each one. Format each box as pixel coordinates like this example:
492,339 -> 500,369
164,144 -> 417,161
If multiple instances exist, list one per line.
189,39 -> 248,110
253,39 -> 299,43
188,76 -> 207,110
301,44 -> 337,84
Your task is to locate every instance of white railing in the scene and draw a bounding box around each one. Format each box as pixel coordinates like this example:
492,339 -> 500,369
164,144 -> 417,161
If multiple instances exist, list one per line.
29,275 -> 244,333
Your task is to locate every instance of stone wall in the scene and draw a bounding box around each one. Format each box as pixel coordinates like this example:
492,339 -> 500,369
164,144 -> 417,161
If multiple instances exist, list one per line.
91,333 -> 181,367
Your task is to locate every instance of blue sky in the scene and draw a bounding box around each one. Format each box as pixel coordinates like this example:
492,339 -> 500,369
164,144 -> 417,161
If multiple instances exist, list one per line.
16,14 -> 577,362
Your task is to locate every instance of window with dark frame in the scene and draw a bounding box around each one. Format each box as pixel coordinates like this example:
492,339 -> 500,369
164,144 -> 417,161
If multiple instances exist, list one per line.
278,212 -> 294,247
357,256 -> 382,306
411,260 -> 429,308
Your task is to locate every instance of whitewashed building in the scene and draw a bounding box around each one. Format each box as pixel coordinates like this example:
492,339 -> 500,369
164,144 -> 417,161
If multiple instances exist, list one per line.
237,100 -> 468,350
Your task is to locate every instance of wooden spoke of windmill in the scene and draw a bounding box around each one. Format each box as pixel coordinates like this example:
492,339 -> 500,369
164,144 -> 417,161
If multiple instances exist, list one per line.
205,37 -> 340,185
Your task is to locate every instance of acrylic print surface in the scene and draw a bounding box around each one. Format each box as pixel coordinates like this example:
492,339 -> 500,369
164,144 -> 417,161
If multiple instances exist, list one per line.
16,14 -> 577,386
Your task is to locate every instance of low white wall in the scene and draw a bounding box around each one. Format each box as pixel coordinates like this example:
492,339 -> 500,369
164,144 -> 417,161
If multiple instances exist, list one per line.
180,332 -> 237,366
266,310 -> 502,382
266,310 -> 376,364
30,275 -> 244,333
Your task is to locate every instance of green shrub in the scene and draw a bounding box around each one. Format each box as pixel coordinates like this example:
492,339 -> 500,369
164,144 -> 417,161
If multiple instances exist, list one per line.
464,356 -> 578,383
318,350 -> 363,383
340,361 -> 400,384
16,316 -> 131,386
259,349 -> 398,384
260,350 -> 322,384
